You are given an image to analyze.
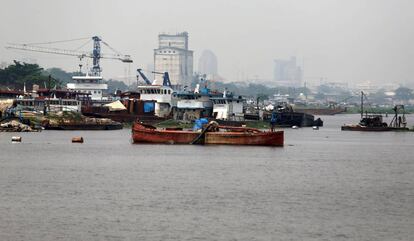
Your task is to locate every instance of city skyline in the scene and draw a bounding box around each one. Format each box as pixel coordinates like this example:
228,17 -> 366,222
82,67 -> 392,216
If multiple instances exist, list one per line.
0,0 -> 413,86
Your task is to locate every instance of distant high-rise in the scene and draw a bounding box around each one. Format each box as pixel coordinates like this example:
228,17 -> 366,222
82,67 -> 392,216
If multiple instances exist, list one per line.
273,57 -> 302,87
198,50 -> 218,76
154,32 -> 193,87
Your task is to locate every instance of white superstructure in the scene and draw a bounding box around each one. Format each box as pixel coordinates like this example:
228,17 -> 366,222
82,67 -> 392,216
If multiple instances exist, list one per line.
137,85 -> 175,117
67,75 -> 107,100
212,94 -> 244,121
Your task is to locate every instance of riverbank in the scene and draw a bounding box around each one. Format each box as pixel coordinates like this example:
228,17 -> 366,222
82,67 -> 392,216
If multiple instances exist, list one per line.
5,111 -> 122,131
345,106 -> 414,114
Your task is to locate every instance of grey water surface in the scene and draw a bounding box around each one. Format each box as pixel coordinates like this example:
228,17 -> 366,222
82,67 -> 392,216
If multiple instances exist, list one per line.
0,114 -> 413,241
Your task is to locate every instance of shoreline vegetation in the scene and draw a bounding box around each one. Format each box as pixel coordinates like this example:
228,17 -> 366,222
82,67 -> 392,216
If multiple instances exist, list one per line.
344,106 -> 414,114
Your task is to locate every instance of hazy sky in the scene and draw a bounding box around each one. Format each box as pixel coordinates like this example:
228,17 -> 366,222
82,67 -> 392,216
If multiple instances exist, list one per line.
1,0 -> 413,86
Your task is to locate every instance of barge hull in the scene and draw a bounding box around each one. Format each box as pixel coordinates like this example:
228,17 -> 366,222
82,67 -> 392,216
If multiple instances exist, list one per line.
45,123 -> 122,130
341,126 -> 409,131
205,131 -> 283,146
132,123 -> 284,146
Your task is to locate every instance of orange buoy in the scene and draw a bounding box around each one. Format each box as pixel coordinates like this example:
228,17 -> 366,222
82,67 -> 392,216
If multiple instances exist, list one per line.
72,137 -> 84,143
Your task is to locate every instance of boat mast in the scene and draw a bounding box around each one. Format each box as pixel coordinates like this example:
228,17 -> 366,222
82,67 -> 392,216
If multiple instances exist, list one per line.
360,91 -> 363,119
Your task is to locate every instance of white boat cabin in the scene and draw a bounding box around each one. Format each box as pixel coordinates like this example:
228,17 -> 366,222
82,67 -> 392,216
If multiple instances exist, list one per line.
212,95 -> 245,121
137,85 -> 175,117
67,75 -> 107,101
173,92 -> 215,121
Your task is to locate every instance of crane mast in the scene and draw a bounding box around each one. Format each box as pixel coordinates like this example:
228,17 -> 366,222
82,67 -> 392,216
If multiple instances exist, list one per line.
136,69 -> 153,85
92,36 -> 101,76
152,71 -> 171,87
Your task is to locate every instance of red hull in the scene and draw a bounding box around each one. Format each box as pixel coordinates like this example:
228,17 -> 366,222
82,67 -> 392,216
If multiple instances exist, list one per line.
132,123 -> 283,146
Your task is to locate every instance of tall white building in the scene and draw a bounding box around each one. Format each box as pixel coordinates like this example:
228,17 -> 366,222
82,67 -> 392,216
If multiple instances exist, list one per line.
154,32 -> 193,88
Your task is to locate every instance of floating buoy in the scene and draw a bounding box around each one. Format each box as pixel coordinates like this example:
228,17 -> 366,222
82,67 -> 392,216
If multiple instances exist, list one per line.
11,136 -> 22,142
292,126 -> 299,129
72,137 -> 84,143
313,126 -> 319,130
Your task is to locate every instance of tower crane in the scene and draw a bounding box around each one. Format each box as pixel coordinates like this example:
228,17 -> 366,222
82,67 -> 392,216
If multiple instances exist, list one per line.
6,36 -> 132,76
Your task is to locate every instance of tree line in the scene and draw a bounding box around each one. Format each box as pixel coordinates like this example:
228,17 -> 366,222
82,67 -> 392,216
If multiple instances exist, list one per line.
0,61 -> 129,93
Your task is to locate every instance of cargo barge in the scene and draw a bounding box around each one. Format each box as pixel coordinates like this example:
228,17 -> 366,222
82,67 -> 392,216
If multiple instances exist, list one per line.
44,122 -> 122,130
132,122 -> 283,146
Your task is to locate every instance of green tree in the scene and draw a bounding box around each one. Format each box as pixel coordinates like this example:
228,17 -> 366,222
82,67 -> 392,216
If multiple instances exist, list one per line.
106,79 -> 129,94
45,68 -> 81,86
0,61 -> 59,90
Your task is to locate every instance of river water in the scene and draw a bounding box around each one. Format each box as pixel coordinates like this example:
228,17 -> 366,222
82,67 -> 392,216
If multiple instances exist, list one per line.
0,114 -> 413,241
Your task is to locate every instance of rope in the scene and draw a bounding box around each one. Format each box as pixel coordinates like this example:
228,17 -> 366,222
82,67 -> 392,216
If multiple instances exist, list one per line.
24,37 -> 91,46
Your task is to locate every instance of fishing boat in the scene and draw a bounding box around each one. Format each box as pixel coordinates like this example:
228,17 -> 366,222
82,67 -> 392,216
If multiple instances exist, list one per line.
132,122 -> 284,146
341,91 -> 409,131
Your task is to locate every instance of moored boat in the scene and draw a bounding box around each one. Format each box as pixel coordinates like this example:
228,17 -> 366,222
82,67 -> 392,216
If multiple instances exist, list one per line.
132,122 -> 283,146
341,91 -> 409,132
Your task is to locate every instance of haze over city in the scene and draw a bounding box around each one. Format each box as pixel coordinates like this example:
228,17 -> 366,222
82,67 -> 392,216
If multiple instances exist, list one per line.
1,0 -> 413,86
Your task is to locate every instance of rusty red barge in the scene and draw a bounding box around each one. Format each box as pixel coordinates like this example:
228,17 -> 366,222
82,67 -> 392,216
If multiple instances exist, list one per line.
132,122 -> 284,146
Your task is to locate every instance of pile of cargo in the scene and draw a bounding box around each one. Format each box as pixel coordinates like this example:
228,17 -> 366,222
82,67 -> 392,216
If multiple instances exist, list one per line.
43,111 -> 123,130
0,120 -> 37,132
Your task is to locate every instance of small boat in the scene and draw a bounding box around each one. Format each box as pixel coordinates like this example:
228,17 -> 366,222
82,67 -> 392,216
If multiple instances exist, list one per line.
132,122 -> 284,146
341,91 -> 409,132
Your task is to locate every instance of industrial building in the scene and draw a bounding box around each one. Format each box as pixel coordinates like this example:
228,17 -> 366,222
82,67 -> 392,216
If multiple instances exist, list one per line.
154,32 -> 193,89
